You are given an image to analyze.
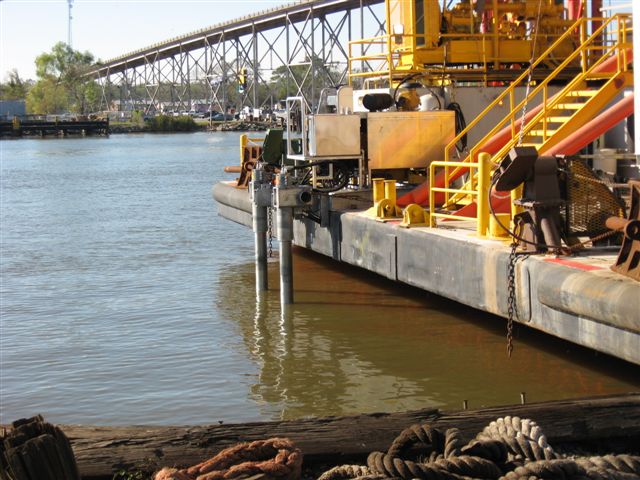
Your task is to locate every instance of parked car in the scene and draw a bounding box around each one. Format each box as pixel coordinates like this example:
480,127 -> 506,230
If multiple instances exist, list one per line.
212,113 -> 235,121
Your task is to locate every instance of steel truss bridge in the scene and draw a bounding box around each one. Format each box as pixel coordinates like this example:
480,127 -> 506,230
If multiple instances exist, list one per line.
90,0 -> 385,115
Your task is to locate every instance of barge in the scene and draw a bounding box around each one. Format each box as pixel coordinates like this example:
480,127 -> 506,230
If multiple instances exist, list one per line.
213,1 -> 639,365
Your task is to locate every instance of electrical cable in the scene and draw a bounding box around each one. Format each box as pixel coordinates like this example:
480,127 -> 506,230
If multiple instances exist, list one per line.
446,102 -> 467,152
487,170 -> 566,251
392,73 -> 442,110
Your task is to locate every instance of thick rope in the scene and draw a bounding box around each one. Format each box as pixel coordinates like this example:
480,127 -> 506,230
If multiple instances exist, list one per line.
155,438 -> 302,480
499,456 -> 640,479
316,465 -> 380,480
320,418 -> 640,480
367,451 -> 470,480
476,416 -> 558,461
386,424 -> 446,459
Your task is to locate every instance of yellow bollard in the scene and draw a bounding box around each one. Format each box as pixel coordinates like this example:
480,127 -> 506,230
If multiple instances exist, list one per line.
384,180 -> 397,204
400,203 -> 430,228
489,213 -> 511,238
511,185 -> 524,219
372,178 -> 385,204
477,152 -> 492,237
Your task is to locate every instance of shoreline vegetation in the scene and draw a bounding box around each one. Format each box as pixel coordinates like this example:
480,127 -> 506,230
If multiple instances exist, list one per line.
110,115 -> 272,134
0,115 -> 275,138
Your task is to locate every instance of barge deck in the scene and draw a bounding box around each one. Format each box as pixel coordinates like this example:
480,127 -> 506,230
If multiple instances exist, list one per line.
213,181 -> 640,365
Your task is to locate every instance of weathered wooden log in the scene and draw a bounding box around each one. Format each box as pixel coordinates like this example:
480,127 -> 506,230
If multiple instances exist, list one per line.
56,393 -> 640,479
1,415 -> 80,480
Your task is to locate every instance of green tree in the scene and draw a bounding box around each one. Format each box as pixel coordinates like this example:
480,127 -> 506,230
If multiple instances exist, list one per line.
27,42 -> 100,114
26,78 -> 68,114
0,69 -> 29,100
267,55 -> 343,106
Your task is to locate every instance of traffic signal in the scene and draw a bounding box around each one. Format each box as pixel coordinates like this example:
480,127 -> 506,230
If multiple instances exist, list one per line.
238,68 -> 248,93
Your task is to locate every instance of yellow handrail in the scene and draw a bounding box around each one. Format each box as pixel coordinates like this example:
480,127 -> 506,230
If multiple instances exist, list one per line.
445,14 -> 630,165
348,30 -> 571,88
483,17 -> 630,167
429,14 -> 631,231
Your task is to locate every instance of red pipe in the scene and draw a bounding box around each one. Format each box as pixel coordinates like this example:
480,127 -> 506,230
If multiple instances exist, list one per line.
450,194 -> 511,219
397,97 -> 551,207
396,48 -> 633,207
544,93 -> 634,156
451,93 -> 634,220
567,0 -> 583,20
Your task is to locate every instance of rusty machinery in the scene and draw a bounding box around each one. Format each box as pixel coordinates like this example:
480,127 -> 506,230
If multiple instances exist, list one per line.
492,147 -> 633,264
607,181 -> 640,281
494,146 -> 567,254
283,85 -> 457,189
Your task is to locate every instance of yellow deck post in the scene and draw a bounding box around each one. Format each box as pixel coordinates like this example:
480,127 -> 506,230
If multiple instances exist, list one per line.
477,152 -> 491,237
239,134 -> 247,161
384,180 -> 397,204
373,178 -> 385,204
511,186 -> 523,219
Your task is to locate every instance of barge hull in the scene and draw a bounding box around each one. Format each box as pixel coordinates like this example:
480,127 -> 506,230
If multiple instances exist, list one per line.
213,182 -> 640,365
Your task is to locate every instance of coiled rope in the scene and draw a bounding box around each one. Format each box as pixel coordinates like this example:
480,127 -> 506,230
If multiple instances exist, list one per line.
318,418 -> 640,480
155,437 -> 303,480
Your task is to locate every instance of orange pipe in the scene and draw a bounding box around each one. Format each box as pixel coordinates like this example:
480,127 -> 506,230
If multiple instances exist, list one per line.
450,93 -> 634,220
396,48 -> 633,208
544,93 -> 634,156
450,194 -> 511,219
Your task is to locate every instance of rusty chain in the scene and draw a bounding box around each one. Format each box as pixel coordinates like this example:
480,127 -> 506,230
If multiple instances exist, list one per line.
268,207 -> 273,258
507,241 -> 517,358
506,218 -> 530,358
505,221 -> 617,358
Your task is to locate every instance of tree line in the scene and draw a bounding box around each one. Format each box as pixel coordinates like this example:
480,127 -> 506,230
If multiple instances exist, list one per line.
1,42 -> 100,114
1,42 -> 344,115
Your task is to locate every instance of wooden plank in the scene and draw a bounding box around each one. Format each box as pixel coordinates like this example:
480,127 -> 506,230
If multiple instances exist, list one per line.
58,393 -> 640,479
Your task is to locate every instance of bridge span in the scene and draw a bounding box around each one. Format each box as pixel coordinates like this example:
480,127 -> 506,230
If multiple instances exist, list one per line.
91,0 -> 385,115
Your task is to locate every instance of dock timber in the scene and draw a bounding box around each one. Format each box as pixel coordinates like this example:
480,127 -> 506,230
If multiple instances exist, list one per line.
58,394 -> 640,479
0,119 -> 109,137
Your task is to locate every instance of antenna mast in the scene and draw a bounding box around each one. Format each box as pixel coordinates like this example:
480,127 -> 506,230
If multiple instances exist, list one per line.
67,0 -> 73,47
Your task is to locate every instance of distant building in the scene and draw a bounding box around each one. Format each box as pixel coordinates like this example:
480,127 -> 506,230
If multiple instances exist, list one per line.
0,100 -> 26,119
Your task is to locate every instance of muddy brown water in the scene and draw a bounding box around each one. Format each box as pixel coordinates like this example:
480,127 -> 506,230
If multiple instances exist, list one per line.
1,132 -> 638,426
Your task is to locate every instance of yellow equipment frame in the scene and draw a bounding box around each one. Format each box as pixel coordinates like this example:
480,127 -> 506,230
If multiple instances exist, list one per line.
428,14 -> 632,234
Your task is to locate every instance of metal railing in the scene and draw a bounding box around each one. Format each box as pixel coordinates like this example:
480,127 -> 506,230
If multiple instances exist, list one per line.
347,29 -> 571,87
428,14 -> 631,233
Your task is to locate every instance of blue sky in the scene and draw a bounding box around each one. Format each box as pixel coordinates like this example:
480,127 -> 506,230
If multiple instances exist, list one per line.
0,0 -> 288,81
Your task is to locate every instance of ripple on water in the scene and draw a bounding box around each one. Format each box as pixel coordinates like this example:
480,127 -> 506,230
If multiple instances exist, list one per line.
1,132 -> 639,426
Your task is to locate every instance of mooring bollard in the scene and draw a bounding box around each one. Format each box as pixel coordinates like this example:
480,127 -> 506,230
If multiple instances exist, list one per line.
250,168 -> 272,294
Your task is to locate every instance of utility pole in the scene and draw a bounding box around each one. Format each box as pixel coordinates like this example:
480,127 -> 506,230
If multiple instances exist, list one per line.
67,0 -> 73,47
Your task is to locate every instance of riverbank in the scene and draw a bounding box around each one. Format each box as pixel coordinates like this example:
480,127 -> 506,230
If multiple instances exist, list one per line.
108,120 -> 274,134
0,119 -> 276,137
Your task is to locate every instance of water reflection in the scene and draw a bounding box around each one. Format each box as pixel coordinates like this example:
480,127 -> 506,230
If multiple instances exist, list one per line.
217,248 -> 640,420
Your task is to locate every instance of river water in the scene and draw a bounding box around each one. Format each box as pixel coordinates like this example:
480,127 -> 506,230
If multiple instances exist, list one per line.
1,132 -> 638,426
